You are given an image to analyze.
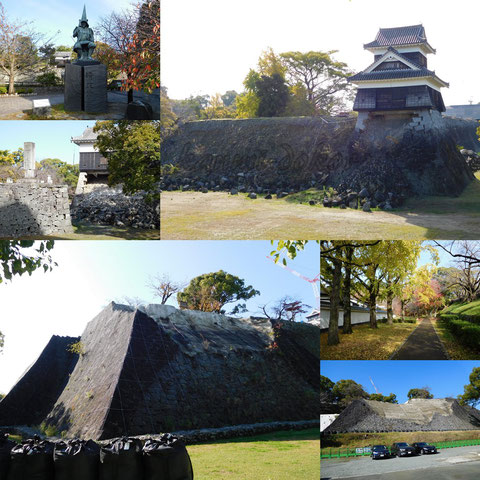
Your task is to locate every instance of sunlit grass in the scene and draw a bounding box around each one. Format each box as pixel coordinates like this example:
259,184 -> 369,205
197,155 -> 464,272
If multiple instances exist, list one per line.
188,429 -> 319,480
320,322 -> 417,360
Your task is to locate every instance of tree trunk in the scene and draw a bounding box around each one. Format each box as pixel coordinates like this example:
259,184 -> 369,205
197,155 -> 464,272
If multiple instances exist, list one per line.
401,300 -> 405,320
128,88 -> 134,103
369,291 -> 377,328
328,257 -> 342,345
387,290 -> 394,324
342,246 -> 353,334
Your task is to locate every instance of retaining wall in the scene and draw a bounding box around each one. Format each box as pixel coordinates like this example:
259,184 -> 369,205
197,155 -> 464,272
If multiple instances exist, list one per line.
0,183 -> 73,237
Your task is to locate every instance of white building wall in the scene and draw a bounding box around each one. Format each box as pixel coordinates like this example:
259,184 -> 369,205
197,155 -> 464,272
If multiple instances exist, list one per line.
78,143 -> 97,153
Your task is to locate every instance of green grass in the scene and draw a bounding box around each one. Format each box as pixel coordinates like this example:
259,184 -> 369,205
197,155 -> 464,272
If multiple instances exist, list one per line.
285,189 -> 324,205
442,299 -> 480,317
188,429 -> 319,480
320,322 -> 417,360
432,317 -> 479,359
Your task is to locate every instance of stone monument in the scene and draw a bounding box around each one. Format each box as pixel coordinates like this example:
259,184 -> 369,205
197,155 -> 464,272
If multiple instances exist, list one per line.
23,142 -> 36,179
64,5 -> 107,113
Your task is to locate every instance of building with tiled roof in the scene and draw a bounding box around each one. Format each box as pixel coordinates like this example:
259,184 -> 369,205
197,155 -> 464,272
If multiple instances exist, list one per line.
349,25 -> 448,129
71,127 -> 109,192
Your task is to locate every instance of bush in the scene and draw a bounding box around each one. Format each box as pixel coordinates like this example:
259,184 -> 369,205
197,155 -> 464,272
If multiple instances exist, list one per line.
0,86 -> 7,94
16,88 -> 25,94
440,314 -> 480,349
27,88 -> 34,94
36,72 -> 58,86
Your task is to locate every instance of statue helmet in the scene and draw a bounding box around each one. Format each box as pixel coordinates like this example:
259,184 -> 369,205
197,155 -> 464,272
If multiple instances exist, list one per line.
79,5 -> 89,27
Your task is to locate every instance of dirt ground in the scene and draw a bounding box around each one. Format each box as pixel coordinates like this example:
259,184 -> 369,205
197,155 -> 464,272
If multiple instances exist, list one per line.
160,192 -> 480,240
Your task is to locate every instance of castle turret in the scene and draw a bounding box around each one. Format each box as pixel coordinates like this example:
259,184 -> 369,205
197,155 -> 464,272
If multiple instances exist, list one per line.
349,25 -> 448,129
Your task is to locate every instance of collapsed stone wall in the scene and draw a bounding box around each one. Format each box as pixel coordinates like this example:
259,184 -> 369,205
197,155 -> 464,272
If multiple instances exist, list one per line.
161,115 -> 478,206
0,184 -> 73,237
0,304 -> 320,440
324,398 -> 480,433
71,186 -> 160,230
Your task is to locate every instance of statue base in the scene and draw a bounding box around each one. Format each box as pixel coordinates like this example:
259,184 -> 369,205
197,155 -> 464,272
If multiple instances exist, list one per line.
64,63 -> 107,113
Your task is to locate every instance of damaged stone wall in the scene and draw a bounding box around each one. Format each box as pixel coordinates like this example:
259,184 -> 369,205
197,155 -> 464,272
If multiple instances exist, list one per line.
324,398 -> 480,433
0,184 -> 73,237
0,304 -> 320,440
161,115 -> 479,205
71,186 -> 160,230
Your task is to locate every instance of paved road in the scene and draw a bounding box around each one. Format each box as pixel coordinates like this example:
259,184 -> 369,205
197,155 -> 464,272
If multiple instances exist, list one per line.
0,93 -> 64,115
321,445 -> 480,479
390,318 -> 448,360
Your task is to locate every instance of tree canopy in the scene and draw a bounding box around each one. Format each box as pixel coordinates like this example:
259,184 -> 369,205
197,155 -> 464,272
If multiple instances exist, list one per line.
177,270 -> 260,314
94,120 -> 160,197
407,387 -> 434,400
458,367 -> 480,406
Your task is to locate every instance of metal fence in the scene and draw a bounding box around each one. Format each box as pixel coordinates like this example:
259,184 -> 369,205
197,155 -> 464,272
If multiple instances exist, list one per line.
321,439 -> 480,459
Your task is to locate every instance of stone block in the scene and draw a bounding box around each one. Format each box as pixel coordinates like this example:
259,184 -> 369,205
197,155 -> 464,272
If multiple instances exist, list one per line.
64,63 -> 83,111
84,64 -> 107,113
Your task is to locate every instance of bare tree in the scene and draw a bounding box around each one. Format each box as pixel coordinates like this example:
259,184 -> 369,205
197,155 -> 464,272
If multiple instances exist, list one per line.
261,295 -> 311,322
148,274 -> 185,304
0,2 -> 56,93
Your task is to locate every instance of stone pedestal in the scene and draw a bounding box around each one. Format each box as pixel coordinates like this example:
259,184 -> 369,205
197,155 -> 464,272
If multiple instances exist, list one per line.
64,62 -> 107,113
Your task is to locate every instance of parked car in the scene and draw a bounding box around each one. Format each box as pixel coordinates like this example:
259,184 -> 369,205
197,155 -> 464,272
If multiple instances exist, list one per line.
371,445 -> 391,460
412,442 -> 438,454
391,442 -> 416,457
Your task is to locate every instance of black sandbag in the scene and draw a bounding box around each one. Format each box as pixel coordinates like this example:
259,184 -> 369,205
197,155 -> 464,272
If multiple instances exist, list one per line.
0,434 -> 16,480
7,436 -> 54,480
143,434 -> 193,480
54,439 -> 100,480
99,437 -> 144,480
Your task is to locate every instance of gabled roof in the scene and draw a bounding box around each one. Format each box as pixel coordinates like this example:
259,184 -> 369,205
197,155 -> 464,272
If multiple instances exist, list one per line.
349,47 -> 448,87
365,24 -> 426,47
364,25 -> 435,53
71,127 -> 98,144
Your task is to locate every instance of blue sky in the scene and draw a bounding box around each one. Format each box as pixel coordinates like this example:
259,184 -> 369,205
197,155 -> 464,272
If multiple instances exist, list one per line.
3,0 -> 134,47
321,361 -> 478,403
1,121 -> 93,164
0,240 -> 319,393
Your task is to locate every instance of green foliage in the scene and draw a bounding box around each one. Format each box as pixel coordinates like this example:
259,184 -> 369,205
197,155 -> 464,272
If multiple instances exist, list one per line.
0,148 -> 22,166
458,367 -> 480,406
221,90 -> 238,107
160,88 -> 177,138
178,270 -> 260,313
39,422 -> 58,437
94,120 -> 160,197
39,158 -> 79,189
320,375 -> 334,392
255,74 -> 289,117
68,341 -> 85,356
0,86 -> 6,94
36,72 -> 58,86
0,241 -> 55,284
235,90 -> 260,118
369,393 -> 398,403
332,379 -> 369,407
407,388 -> 434,400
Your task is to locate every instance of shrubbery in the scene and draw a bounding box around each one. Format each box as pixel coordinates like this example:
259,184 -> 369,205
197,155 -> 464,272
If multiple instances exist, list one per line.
36,72 -> 58,86
0,86 -> 6,94
439,313 -> 480,349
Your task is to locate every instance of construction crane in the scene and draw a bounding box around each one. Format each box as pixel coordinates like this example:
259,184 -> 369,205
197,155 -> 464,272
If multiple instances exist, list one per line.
266,256 -> 320,310
369,377 -> 379,394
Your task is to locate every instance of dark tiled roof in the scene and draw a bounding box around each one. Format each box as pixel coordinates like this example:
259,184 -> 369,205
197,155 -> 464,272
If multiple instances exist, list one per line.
365,24 -> 427,48
349,69 -> 436,82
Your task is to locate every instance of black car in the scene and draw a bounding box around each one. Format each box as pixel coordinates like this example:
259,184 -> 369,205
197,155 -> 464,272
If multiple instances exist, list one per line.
391,442 -> 416,457
412,442 -> 438,454
371,445 -> 391,460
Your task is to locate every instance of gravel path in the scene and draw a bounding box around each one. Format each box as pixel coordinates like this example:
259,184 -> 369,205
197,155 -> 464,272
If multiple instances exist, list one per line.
390,318 -> 448,360
321,445 -> 480,479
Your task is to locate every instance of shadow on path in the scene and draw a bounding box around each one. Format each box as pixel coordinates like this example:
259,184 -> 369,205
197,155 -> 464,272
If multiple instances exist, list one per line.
390,318 -> 448,360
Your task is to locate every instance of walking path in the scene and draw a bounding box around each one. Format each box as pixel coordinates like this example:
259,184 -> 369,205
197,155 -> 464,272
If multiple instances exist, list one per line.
0,93 -> 64,116
390,318 -> 448,360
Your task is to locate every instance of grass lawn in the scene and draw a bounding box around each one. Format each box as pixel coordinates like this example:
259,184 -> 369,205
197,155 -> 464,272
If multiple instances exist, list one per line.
320,322 -> 417,360
161,172 -> 480,239
442,299 -> 480,317
321,431 -> 480,449
188,429 -> 319,480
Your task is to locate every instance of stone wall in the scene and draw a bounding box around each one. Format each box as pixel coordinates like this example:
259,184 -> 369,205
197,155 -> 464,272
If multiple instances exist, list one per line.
161,115 -> 478,204
71,187 -> 160,230
0,303 -> 320,439
0,183 -> 73,237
